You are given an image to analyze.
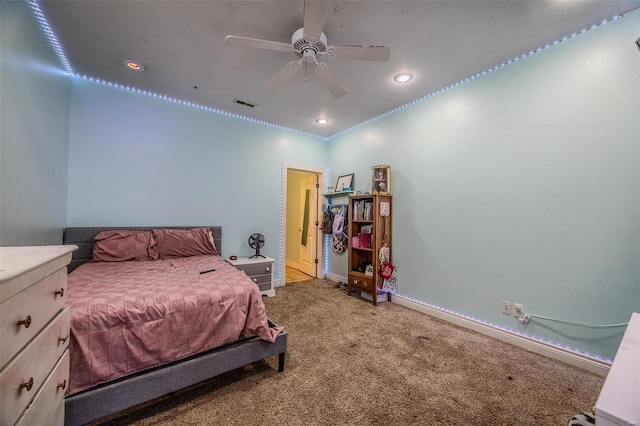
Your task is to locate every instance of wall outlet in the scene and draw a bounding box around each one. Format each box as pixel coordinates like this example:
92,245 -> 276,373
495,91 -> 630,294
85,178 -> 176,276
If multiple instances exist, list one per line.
513,303 -> 524,318
501,300 -> 512,315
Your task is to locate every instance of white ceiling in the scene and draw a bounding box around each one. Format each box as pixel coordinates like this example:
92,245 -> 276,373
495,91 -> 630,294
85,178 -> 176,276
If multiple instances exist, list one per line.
40,0 -> 640,138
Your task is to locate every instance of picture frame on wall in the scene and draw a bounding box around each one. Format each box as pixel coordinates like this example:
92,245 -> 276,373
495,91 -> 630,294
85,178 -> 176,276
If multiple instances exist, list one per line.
335,173 -> 354,192
372,165 -> 390,194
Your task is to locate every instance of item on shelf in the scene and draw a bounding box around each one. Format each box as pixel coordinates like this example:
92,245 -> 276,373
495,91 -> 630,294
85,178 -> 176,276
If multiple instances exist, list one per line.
360,232 -> 371,248
365,264 -> 374,276
352,236 -> 360,248
372,165 -> 391,195
335,173 -> 354,193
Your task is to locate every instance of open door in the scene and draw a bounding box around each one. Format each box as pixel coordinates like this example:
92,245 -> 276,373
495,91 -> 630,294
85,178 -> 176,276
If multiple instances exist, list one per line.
298,173 -> 318,276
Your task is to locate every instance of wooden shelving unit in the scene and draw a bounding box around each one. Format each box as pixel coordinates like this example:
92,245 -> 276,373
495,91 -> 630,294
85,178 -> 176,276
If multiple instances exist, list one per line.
347,194 -> 392,305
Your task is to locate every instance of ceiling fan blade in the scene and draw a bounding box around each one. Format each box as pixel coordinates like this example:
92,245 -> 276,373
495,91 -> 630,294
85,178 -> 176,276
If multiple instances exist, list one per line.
265,59 -> 303,94
331,45 -> 391,62
303,0 -> 330,40
225,35 -> 293,53
315,63 -> 346,98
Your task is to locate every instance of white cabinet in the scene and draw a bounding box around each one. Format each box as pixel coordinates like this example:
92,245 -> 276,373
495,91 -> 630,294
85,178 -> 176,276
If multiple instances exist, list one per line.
0,245 -> 76,426
595,312 -> 639,426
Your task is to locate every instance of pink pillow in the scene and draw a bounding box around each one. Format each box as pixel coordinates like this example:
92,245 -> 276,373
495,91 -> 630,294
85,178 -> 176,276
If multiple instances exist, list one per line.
92,230 -> 159,262
153,227 -> 218,259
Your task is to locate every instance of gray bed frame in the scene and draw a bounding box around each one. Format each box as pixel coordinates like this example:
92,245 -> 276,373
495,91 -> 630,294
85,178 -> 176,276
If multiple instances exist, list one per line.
63,226 -> 287,426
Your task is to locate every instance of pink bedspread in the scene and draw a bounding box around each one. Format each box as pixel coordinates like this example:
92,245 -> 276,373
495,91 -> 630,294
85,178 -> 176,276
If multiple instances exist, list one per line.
66,255 -> 282,395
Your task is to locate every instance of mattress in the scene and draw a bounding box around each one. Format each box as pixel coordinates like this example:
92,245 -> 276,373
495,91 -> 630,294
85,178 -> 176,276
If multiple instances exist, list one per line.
66,254 -> 282,395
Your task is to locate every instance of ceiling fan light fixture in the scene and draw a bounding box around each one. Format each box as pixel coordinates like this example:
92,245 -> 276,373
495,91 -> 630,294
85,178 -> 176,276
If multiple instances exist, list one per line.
123,59 -> 145,71
394,72 -> 413,83
316,118 -> 329,124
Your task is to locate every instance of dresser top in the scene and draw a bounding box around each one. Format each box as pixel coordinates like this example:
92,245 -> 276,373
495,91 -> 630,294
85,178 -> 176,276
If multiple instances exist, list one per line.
0,245 -> 77,303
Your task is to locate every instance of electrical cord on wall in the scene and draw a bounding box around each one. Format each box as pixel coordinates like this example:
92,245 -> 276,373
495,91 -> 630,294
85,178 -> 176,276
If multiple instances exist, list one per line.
520,313 -> 629,328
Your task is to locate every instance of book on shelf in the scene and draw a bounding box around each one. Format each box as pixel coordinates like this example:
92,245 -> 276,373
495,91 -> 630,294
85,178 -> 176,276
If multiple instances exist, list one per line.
353,200 -> 374,221
364,202 -> 373,221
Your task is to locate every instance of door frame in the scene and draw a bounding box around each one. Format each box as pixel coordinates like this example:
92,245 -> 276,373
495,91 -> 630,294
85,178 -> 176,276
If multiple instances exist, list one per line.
280,162 -> 326,286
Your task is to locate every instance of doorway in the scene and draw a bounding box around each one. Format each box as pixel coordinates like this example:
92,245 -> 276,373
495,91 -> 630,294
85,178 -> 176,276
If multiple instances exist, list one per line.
282,163 -> 325,284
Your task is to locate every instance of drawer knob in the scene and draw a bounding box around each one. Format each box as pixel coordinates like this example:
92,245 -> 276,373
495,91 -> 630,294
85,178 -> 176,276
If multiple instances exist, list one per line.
353,279 -> 359,285
253,278 -> 258,283
17,315 -> 32,329
54,288 -> 64,298
20,377 -> 34,392
57,380 -> 67,390
265,267 -> 270,272
58,335 -> 69,344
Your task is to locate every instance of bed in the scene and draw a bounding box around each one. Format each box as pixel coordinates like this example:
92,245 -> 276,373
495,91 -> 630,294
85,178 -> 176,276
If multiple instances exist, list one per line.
63,226 -> 288,426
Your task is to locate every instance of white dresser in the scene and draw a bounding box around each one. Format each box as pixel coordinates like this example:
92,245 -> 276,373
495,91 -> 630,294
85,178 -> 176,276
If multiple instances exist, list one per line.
0,245 -> 77,426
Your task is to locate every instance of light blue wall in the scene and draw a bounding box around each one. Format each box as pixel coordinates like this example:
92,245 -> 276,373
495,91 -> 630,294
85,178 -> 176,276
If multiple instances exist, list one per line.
328,10 -> 640,361
67,80 -> 327,279
0,0 -> 71,246
7,0 -> 637,361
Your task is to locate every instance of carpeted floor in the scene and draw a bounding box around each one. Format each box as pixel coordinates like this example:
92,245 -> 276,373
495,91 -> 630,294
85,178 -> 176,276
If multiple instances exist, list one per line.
95,279 -> 603,425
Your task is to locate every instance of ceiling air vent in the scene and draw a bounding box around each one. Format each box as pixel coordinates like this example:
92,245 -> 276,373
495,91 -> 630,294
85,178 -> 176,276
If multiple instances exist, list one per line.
234,98 -> 257,108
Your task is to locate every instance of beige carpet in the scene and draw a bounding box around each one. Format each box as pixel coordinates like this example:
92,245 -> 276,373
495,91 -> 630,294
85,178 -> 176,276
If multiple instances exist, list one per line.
95,279 -> 603,425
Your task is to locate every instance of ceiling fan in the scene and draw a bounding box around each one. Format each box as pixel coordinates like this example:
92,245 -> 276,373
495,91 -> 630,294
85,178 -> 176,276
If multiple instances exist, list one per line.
225,0 -> 390,98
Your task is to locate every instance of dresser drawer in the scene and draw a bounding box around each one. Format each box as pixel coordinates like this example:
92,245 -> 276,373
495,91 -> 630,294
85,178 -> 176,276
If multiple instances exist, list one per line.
15,349 -> 69,426
247,273 -> 271,285
1,268 -> 67,367
348,273 -> 373,291
0,308 -> 70,426
236,262 -> 272,277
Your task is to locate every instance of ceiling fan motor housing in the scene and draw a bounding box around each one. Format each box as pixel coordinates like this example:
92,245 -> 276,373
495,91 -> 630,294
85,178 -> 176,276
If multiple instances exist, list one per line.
291,27 -> 327,58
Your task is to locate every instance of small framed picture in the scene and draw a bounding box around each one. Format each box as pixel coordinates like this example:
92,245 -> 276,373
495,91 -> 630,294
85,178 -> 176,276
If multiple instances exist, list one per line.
335,173 -> 354,192
365,264 -> 374,276
372,165 -> 390,194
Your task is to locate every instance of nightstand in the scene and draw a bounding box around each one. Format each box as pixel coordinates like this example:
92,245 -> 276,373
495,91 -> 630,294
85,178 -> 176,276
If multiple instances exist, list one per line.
226,256 -> 275,297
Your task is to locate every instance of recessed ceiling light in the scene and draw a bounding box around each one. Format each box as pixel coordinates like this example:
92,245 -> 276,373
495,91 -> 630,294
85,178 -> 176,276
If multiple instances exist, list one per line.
123,59 -> 145,71
316,118 -> 329,124
394,72 -> 413,83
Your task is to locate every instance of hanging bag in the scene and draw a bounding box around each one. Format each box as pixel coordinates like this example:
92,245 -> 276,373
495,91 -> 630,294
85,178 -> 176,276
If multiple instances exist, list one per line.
321,208 -> 334,234
332,209 -> 346,253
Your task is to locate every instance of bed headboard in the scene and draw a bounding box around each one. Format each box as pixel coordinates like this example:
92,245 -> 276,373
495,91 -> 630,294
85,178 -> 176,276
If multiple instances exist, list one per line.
63,226 -> 222,272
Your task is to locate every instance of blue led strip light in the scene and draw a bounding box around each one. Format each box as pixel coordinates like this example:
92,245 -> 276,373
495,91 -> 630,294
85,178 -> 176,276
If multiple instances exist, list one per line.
28,1 -> 324,139
277,165 -> 285,283
77,75 -> 326,139
401,295 -> 614,365
330,14 -> 624,139
28,0 -> 73,74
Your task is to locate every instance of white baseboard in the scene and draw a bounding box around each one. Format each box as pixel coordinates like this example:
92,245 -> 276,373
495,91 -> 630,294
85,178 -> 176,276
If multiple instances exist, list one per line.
392,295 -> 610,377
324,273 -> 346,283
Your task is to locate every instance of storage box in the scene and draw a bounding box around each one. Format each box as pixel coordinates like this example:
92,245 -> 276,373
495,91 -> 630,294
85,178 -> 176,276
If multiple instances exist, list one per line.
359,291 -> 388,303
